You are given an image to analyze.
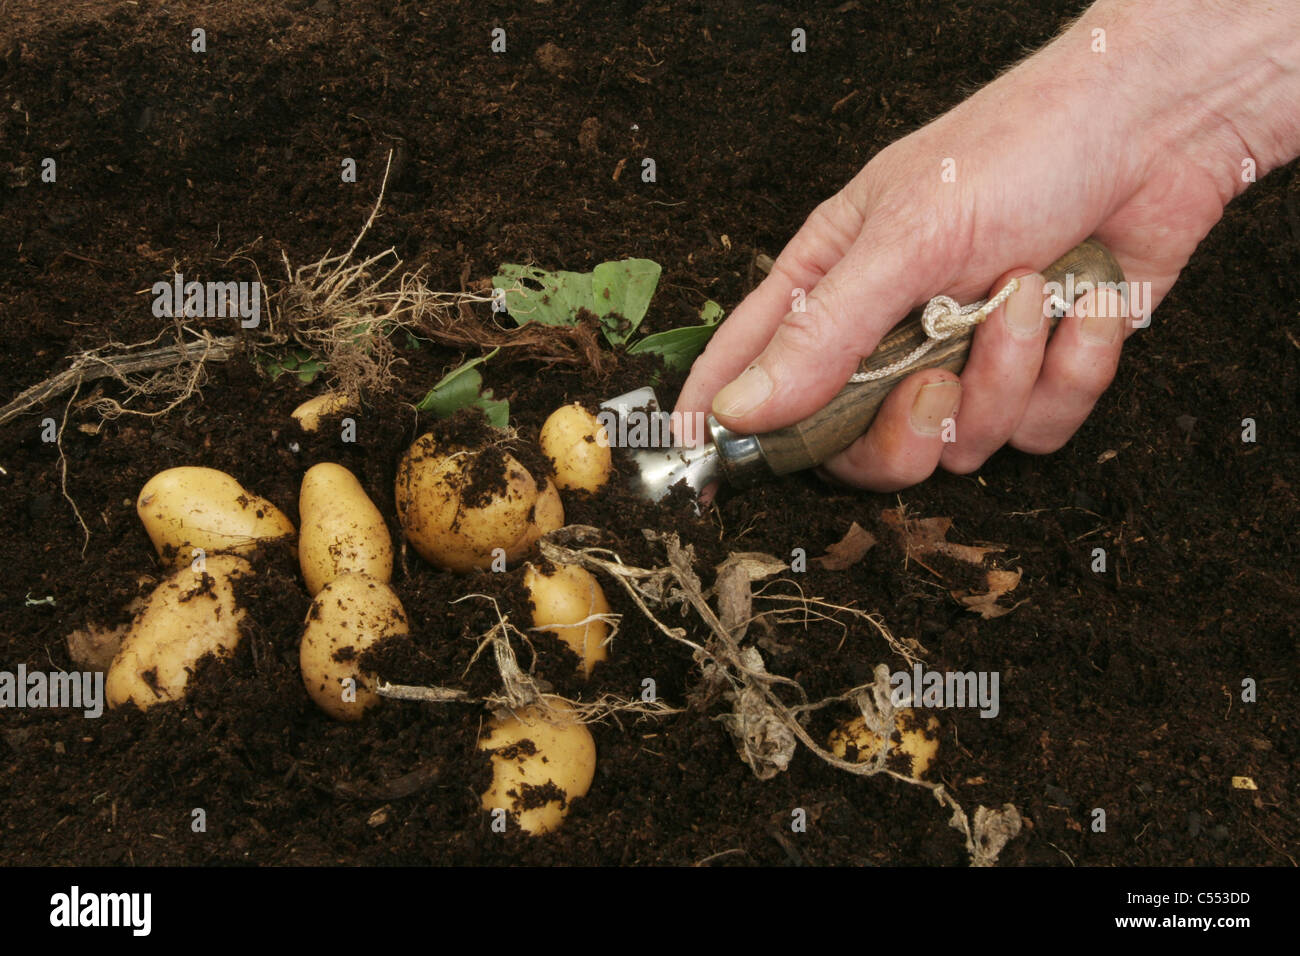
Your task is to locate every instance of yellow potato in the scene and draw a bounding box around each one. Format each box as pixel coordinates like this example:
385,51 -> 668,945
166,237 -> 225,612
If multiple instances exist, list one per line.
291,392 -> 354,432
504,478 -> 565,563
137,467 -> 295,568
300,573 -> 409,721
299,463 -> 393,595
479,701 -> 596,835
540,403 -> 612,492
523,563 -> 611,676
106,555 -> 253,710
827,709 -> 940,780
395,434 -> 560,572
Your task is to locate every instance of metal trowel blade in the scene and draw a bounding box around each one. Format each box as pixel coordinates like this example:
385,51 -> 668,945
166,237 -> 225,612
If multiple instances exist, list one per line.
599,387 -> 721,504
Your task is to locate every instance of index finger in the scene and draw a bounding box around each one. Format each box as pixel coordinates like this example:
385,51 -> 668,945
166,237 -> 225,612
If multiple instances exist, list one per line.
672,190 -> 868,423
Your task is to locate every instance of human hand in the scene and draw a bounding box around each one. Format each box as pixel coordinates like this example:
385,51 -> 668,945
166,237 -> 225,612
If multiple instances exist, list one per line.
674,0 -> 1300,490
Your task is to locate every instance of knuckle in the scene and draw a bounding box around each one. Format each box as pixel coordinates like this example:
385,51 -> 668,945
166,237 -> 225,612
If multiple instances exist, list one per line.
941,445 -> 987,475
1008,428 -> 1067,456
1052,354 -> 1114,401
777,287 -> 844,358
854,440 -> 934,491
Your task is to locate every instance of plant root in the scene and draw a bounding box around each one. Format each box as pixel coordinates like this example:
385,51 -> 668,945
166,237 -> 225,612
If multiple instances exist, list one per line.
0,326 -> 237,429
539,524 -> 1023,866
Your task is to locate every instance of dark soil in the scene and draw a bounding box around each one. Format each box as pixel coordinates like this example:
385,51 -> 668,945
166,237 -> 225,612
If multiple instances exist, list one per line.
1,0 -> 1296,867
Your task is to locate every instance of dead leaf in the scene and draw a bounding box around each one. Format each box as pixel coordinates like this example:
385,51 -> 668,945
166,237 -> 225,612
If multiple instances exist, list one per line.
713,552 -> 785,639
881,508 -> 1002,565
715,552 -> 787,582
969,803 -> 1023,867
954,568 -> 1025,620
812,522 -> 877,570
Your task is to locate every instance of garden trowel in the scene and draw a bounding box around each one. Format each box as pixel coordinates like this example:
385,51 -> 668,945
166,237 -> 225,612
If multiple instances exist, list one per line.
605,239 -> 1124,503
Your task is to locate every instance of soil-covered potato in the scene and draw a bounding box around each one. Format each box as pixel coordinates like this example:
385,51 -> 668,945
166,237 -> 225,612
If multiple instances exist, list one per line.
395,434 -> 562,572
105,555 -> 253,710
828,709 -> 940,780
504,478 -> 564,563
291,392 -> 354,432
137,467 -> 295,568
298,463 -> 392,595
523,562 -> 611,676
539,403 -> 612,492
300,573 -> 409,721
478,701 -> 596,835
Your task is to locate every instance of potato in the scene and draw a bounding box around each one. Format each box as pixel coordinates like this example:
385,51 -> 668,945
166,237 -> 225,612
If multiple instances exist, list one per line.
291,392 -> 353,432
395,434 -> 562,572
523,563 -> 610,676
504,478 -> 565,563
106,555 -> 253,710
137,467 -> 295,568
478,701 -> 596,835
540,403 -> 612,492
300,573 -> 409,721
827,709 -> 940,779
298,463 -> 393,595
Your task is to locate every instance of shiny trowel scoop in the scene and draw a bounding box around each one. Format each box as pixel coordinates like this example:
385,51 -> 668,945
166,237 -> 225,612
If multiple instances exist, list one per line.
599,387 -> 769,503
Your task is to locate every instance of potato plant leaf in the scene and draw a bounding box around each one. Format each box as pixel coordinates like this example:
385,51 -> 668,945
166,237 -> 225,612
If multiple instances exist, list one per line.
493,259 -> 663,347
699,299 -> 725,324
492,264 -> 594,327
263,348 -> 324,384
591,258 -> 661,345
626,299 -> 724,370
475,391 -> 510,429
415,348 -> 509,428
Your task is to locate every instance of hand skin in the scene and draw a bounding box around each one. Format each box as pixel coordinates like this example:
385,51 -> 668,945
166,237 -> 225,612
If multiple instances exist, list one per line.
674,0 -> 1300,491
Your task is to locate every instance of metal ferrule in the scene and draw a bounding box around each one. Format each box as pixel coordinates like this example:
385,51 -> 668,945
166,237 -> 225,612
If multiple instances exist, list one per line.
707,415 -> 770,488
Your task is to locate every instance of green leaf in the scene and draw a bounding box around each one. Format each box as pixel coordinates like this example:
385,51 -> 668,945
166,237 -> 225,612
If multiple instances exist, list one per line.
626,300 -> 724,371
263,348 -> 324,384
627,325 -> 716,370
492,259 -> 663,347
699,298 -> 725,324
415,348 -> 509,427
492,264 -> 595,327
416,366 -> 485,416
476,391 -> 510,429
592,258 -> 661,345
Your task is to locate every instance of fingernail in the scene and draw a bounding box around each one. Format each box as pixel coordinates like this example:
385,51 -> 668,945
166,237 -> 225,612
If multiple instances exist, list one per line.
1005,283 -> 1044,339
1080,290 -> 1124,344
910,381 -> 960,435
712,365 -> 773,419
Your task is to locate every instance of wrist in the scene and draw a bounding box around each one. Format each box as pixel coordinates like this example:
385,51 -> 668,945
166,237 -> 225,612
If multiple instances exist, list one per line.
1065,0 -> 1300,199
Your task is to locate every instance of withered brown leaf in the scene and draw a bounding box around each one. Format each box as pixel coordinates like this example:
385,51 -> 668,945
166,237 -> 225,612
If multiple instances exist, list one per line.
811,521 -> 877,570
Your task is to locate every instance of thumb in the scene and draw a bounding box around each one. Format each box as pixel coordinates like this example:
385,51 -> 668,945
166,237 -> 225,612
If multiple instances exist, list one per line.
709,239 -> 930,434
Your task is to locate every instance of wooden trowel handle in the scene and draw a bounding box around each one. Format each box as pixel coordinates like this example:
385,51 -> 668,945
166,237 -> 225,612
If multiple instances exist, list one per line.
754,238 -> 1126,476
